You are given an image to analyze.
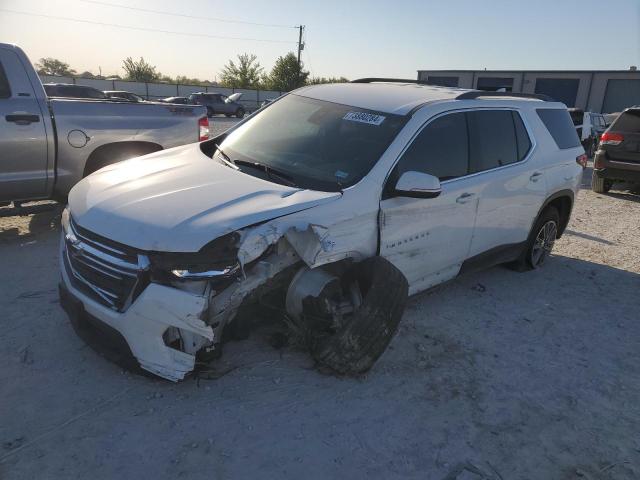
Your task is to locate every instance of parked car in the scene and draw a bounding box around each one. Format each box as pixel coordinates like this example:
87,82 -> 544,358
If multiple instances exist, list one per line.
59,80 -> 585,381
0,43 -> 209,204
569,108 -> 609,157
104,90 -> 146,102
260,98 -> 276,108
44,83 -> 108,99
592,107 -> 640,193
188,92 -> 245,118
159,96 -> 189,104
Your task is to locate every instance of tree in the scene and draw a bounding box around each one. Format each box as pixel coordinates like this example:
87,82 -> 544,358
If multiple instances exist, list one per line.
265,52 -> 309,91
35,58 -> 76,76
219,53 -> 263,88
307,76 -> 349,85
122,57 -> 160,82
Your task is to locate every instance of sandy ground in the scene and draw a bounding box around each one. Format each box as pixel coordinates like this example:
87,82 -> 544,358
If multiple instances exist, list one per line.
1,164 -> 639,480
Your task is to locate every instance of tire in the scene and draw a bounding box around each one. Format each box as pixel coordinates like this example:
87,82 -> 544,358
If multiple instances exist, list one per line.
512,206 -> 560,271
206,107 -> 215,117
224,113 -> 232,118
591,172 -> 611,193
587,139 -> 596,158
309,257 -> 409,375
235,108 -> 245,119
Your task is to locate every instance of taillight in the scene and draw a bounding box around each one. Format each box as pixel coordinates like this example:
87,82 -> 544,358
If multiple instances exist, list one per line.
198,116 -> 209,141
600,132 -> 623,146
576,153 -> 587,168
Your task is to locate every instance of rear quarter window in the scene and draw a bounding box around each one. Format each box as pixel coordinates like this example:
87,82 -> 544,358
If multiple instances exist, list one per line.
611,109 -> 640,132
537,108 -> 581,149
0,62 -> 10,98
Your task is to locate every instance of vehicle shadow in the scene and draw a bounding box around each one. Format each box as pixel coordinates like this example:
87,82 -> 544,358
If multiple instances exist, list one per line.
0,202 -> 63,243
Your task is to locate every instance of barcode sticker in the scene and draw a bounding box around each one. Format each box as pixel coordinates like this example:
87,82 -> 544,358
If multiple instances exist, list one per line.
343,111 -> 385,126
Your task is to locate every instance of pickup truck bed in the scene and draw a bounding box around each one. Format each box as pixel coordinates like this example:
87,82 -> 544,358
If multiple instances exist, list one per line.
0,43 -> 208,203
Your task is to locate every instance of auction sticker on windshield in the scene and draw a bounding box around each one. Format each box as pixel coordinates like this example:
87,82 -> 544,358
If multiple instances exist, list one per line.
343,111 -> 386,126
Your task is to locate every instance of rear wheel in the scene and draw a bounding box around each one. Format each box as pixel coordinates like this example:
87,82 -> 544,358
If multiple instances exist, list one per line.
591,172 -> 612,193
511,207 -> 560,271
206,107 -> 215,117
235,108 -> 245,118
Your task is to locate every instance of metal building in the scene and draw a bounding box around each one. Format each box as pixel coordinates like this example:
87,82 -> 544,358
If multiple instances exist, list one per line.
416,69 -> 640,113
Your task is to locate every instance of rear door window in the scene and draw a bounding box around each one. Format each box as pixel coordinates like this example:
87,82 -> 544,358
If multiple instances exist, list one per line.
611,109 -> 640,132
467,110 -> 518,172
536,108 -> 581,149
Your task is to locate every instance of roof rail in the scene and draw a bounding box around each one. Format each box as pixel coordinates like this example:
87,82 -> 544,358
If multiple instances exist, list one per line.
351,78 -> 428,84
456,91 -> 554,102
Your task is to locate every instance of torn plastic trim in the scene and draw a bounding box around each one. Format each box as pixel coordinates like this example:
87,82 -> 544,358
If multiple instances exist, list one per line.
60,245 -> 214,381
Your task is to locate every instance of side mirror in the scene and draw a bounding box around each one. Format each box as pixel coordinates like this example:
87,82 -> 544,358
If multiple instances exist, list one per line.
394,171 -> 442,199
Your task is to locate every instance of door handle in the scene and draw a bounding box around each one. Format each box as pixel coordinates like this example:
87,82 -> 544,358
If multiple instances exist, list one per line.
456,192 -> 475,204
5,114 -> 40,125
530,172 -> 543,182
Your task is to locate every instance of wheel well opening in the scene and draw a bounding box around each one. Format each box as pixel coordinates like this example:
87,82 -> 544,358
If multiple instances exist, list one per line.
83,141 -> 162,177
546,196 -> 572,237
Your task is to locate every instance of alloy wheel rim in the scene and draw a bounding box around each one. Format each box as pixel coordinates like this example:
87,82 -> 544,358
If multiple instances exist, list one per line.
531,220 -> 557,267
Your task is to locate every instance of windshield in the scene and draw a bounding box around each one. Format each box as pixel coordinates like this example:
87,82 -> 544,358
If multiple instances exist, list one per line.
216,94 -> 407,191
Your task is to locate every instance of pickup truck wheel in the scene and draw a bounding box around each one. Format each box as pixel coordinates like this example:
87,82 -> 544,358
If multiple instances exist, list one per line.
292,257 -> 408,375
224,113 -> 232,117
235,108 -> 245,119
206,107 -> 215,117
591,172 -> 612,193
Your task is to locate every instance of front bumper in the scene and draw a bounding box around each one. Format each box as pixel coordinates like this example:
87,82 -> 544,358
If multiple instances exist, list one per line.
59,236 -> 214,381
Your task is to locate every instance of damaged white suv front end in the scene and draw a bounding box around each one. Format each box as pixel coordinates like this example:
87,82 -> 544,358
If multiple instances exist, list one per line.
59,89 -> 409,380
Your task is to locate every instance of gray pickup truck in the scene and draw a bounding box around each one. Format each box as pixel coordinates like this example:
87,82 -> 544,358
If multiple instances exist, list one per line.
0,43 -> 209,203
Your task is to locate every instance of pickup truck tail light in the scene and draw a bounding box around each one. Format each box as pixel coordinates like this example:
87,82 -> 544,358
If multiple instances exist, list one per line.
576,153 -> 588,168
198,116 -> 210,141
600,132 -> 623,146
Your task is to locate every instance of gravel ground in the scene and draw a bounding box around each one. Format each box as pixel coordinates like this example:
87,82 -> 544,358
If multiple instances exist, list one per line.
1,166 -> 639,480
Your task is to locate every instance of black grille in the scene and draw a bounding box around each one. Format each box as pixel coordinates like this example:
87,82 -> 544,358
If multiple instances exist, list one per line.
63,219 -> 148,311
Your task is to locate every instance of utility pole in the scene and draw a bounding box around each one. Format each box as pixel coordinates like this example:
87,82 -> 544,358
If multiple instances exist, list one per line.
297,25 -> 305,86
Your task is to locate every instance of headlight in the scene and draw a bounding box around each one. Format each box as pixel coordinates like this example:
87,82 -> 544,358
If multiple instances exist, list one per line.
61,207 -> 71,233
171,263 -> 240,280
149,232 -> 241,282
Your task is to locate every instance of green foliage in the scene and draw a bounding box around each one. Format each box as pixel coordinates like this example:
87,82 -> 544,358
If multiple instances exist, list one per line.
265,52 -> 309,91
175,75 -> 213,86
307,76 -> 349,85
219,53 -> 264,88
122,57 -> 160,82
35,58 -> 76,76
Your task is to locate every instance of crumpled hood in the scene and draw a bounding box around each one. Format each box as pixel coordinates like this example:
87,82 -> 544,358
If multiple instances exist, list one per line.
68,144 -> 341,252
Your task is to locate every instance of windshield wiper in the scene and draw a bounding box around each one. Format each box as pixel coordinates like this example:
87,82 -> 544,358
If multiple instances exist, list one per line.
233,160 -> 299,187
213,144 -> 238,170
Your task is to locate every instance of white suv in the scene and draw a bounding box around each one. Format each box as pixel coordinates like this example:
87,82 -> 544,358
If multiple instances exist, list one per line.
59,80 -> 586,381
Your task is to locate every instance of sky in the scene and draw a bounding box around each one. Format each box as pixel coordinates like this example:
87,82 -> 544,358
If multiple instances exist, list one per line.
0,0 -> 639,81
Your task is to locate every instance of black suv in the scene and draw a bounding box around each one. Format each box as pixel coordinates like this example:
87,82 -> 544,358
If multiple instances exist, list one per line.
592,108 -> 640,193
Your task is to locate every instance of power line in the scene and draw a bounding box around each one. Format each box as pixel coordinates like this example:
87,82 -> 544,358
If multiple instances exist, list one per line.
0,8 -> 297,44
79,0 -> 298,29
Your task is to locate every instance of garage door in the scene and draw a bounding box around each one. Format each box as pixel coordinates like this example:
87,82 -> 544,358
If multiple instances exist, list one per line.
602,79 -> 640,113
477,77 -> 514,91
426,76 -> 459,87
534,78 -> 579,107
